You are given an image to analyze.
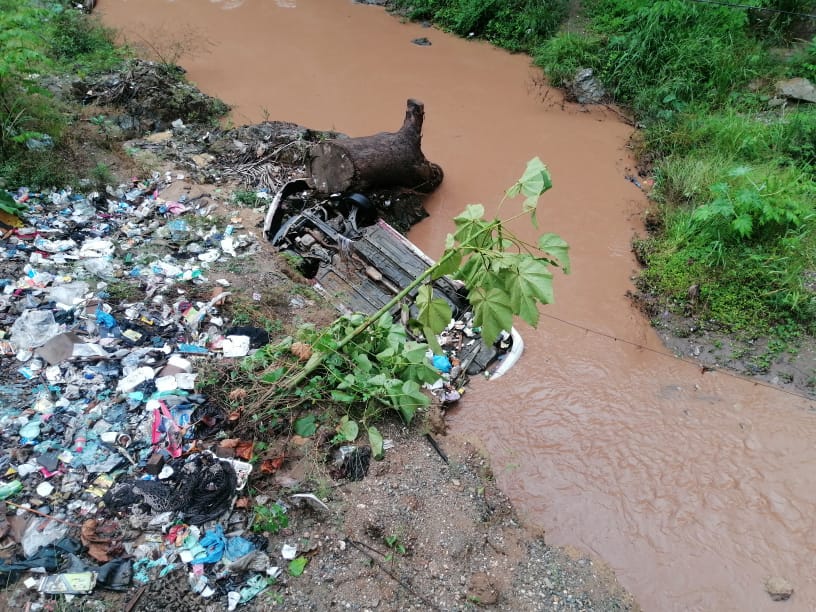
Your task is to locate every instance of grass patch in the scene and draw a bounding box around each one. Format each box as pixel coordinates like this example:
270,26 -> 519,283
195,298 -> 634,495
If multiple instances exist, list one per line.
0,0 -> 129,188
530,0 -> 816,342
391,0 -> 569,52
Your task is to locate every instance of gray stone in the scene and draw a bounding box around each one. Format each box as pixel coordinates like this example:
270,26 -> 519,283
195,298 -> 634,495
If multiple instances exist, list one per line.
775,77 -> 816,104
570,68 -> 606,105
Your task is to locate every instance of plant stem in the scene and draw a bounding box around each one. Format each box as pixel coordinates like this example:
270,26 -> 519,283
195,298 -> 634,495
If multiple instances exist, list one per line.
279,210 -> 529,393
282,251 -> 450,390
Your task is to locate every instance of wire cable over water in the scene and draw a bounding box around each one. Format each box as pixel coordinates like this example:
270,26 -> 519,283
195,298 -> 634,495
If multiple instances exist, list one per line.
539,311 -> 816,404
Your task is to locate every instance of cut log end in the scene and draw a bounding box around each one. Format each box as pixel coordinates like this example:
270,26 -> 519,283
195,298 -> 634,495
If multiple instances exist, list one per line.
308,99 -> 442,195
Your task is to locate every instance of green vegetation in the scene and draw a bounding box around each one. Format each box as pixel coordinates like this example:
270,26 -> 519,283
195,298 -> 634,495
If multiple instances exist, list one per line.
251,502 -> 289,534
232,189 -> 265,208
0,0 -> 126,187
384,533 -> 407,555
397,0 -> 816,351
288,556 -> 308,576
392,0 -> 569,52
534,0 -> 816,339
384,533 -> 408,562
231,160 -> 568,441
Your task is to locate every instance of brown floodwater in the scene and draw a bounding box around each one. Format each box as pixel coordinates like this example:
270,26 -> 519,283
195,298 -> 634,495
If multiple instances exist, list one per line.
99,1 -> 816,610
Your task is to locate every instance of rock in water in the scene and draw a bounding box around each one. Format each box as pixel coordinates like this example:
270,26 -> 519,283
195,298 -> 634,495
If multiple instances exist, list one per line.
764,576 -> 794,601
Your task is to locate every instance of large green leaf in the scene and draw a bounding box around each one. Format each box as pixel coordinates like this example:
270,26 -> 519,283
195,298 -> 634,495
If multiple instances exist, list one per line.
537,233 -> 571,273
336,373 -> 356,389
453,204 -> 489,246
261,366 -> 286,384
393,380 -> 429,423
401,341 -> 430,364
365,373 -> 388,389
368,425 -> 384,460
455,253 -> 488,287
294,415 -> 317,437
431,248 -> 462,279
516,257 -> 555,304
336,415 -> 359,441
518,157 -> 553,197
453,203 -> 485,226
513,289 -> 540,327
506,158 -> 551,199
396,340 -> 440,385
487,251 -> 519,273
330,390 -> 356,404
353,353 -> 373,374
401,359 -> 442,386
469,287 -> 514,344
375,345 -> 396,360
731,214 -> 753,237
509,257 -> 555,326
415,285 -> 452,336
422,324 -> 443,356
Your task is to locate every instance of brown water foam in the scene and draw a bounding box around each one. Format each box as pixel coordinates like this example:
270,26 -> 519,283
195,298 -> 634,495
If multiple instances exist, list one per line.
99,2 -> 816,609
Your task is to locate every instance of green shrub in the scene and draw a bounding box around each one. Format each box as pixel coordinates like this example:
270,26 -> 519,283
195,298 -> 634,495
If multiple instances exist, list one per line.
689,165 -> 813,245
0,0 -> 129,186
533,32 -> 604,86
641,160 -> 815,331
252,503 -> 288,534
0,0 -> 52,155
393,0 -> 568,52
48,6 -> 124,74
787,36 -> 816,81
747,0 -> 816,44
596,0 -> 760,118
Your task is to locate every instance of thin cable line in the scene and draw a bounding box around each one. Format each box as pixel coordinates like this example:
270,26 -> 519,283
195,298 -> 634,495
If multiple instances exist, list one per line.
539,312 -> 816,403
685,0 -> 816,19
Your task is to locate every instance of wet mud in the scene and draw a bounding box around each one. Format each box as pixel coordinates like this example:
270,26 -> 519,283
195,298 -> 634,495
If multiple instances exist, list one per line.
98,1 -> 816,610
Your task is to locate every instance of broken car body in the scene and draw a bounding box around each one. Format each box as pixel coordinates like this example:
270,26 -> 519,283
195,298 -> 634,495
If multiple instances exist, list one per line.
263,180 -> 523,379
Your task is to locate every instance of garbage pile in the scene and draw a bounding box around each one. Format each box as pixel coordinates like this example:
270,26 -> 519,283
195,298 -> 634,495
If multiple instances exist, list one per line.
425,314 -> 517,406
0,180 -> 289,608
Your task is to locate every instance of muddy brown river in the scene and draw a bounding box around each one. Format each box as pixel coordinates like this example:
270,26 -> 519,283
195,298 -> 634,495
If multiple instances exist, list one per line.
100,2 -> 816,610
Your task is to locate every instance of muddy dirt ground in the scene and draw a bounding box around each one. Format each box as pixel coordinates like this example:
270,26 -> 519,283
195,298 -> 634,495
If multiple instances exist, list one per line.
631,283 -> 816,402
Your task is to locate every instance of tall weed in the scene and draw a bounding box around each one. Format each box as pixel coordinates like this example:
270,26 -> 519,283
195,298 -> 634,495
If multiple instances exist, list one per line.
596,0 -> 759,118
747,0 -> 816,43
534,32 -> 603,86
48,7 -> 124,74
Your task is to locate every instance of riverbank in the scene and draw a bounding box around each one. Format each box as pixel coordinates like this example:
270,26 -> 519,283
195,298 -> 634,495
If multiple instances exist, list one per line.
392,0 -> 816,399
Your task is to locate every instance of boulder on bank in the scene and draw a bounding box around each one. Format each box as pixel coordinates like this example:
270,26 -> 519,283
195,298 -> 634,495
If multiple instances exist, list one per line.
775,77 -> 816,104
569,68 -> 606,104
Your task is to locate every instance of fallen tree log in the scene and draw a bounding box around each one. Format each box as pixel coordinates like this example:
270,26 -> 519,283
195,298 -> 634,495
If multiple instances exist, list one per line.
308,99 -> 443,194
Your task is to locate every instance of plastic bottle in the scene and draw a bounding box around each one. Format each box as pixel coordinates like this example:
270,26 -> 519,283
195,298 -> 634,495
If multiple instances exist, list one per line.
74,431 -> 87,453
0,480 -> 23,500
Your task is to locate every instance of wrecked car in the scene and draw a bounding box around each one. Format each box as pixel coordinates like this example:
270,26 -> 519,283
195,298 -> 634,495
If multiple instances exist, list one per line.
263,180 -> 523,379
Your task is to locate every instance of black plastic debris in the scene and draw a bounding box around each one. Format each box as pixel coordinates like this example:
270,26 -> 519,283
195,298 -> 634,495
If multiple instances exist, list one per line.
339,446 -> 371,481
103,452 -> 238,525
